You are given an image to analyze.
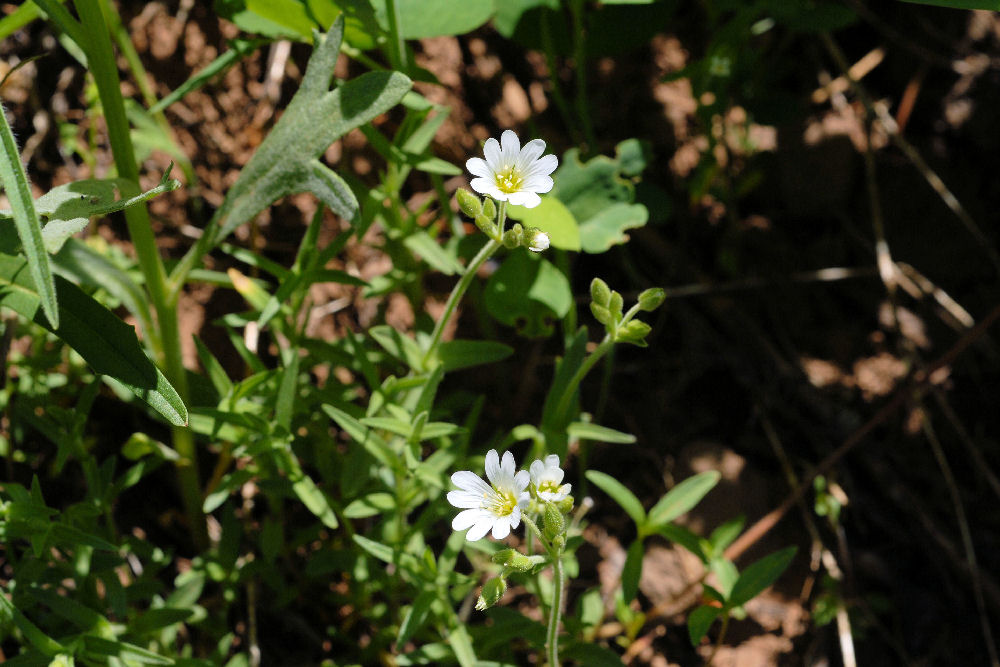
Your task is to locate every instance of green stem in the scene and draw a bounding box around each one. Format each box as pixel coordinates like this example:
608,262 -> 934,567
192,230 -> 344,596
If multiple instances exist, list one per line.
547,554 -> 564,667
568,0 -> 596,153
420,202 -> 506,370
552,334 -> 614,427
385,0 -> 409,73
74,0 -> 206,549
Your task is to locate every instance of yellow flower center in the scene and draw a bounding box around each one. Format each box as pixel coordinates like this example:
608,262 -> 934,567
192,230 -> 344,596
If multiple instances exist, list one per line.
484,489 -> 518,517
539,480 -> 561,494
495,166 -> 523,194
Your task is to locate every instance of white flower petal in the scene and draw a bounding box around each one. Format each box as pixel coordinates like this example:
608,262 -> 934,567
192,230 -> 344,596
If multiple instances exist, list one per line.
499,450 -> 517,485
483,138 -> 502,170
513,469 -> 530,491
466,157 -> 491,178
500,130 -> 520,163
529,459 -> 545,484
527,153 -> 558,177
491,516 -> 512,539
447,490 -> 485,509
509,505 -> 522,526
521,174 -> 553,194
484,449 -> 501,486
452,470 -> 492,495
453,508 -> 486,531
545,454 -> 560,468
507,191 -> 541,208
518,139 -> 546,171
469,177 -> 503,200
466,518 -> 493,541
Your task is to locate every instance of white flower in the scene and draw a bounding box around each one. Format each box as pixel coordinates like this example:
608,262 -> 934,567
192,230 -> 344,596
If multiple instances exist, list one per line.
448,449 -> 531,541
466,130 -> 558,209
529,455 -> 571,502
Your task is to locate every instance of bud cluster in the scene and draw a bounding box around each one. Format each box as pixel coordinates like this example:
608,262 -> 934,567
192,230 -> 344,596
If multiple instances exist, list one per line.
589,278 -> 665,347
456,188 -> 550,253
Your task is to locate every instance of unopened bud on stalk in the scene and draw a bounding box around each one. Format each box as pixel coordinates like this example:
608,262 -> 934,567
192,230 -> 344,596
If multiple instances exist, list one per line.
456,188 -> 482,218
590,278 -> 611,307
476,576 -> 507,610
482,197 -> 497,221
637,287 -> 666,311
524,228 -> 550,253
475,213 -> 497,237
543,503 -> 565,541
502,223 -> 524,249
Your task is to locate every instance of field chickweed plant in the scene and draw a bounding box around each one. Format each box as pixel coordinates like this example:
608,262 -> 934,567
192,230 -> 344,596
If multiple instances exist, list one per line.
0,4 -> 806,665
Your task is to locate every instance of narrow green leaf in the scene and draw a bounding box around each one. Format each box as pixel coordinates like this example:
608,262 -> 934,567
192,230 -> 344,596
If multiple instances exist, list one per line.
436,340 -> 513,372
82,635 -> 173,664
0,103 -> 58,327
687,604 -> 722,646
0,586 -> 65,656
403,230 -> 463,275
369,324 -> 425,370
709,558 -> 740,600
655,524 -> 707,562
728,546 -> 797,609
0,253 -> 186,424
274,350 -> 300,432
567,421 -> 636,444
621,539 -> 644,603
645,471 -> 720,531
273,447 -> 338,529
397,590 -> 436,646
448,623 -> 478,667
585,469 -> 645,527
343,492 -> 396,519
352,534 -> 394,564
193,337 -> 233,397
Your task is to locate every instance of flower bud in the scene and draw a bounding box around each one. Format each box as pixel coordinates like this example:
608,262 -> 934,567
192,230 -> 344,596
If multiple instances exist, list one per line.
608,291 -> 624,318
502,223 -> 524,249
524,228 -> 550,253
505,553 -> 546,573
637,287 -> 666,312
476,576 -> 507,610
590,303 -> 612,326
552,534 -> 566,551
491,549 -> 518,567
481,197 -> 497,221
590,278 -> 611,307
557,495 -> 575,514
456,188 -> 482,218
543,503 -> 565,541
475,213 -> 497,238
617,320 -> 652,346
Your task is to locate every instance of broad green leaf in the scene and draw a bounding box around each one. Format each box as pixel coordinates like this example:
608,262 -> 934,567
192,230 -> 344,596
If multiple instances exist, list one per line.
585,470 -> 645,527
0,253 -> 187,426
687,604 -> 722,646
621,539 -> 643,603
549,144 -> 650,254
0,101 -> 58,327
728,546 -> 797,609
567,421 -> 636,444
176,16 -> 411,282
645,471 -> 720,531
484,251 -> 572,337
380,0 -> 494,38
507,197 -> 580,251
436,340 -> 513,372
214,0 -> 313,40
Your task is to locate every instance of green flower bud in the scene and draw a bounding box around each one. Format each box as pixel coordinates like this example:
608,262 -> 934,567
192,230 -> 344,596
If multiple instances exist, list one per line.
482,197 -> 497,221
590,303 -> 612,326
552,534 -> 566,551
557,495 -> 575,514
456,188 -> 482,218
502,223 -> 524,249
491,549 -> 517,566
475,213 -> 497,238
617,320 -> 652,346
590,278 -> 611,307
543,503 -> 565,541
505,553 -> 546,573
608,291 -> 624,319
476,576 -> 507,610
637,287 -> 666,312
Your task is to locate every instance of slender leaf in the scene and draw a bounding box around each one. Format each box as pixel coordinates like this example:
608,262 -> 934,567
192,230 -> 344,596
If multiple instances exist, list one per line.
435,340 -> 514,371
645,470 -> 720,531
397,590 -> 436,646
687,604 -> 722,646
0,253 -> 187,425
585,469 -> 645,527
0,102 -> 58,327
728,546 -> 797,609
567,421 -> 636,444
621,539 -> 644,603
